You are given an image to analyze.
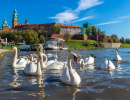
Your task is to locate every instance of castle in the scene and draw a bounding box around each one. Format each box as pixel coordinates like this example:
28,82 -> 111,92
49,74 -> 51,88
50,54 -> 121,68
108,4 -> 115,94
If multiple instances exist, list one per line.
0,9 -> 111,41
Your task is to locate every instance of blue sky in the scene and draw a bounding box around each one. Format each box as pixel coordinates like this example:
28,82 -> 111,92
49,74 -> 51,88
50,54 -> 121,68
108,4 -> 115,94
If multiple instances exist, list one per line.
0,0 -> 130,38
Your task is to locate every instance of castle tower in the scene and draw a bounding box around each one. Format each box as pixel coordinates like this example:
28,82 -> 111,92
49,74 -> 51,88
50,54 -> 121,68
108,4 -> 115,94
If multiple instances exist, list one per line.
24,19 -> 28,25
2,17 -> 8,31
12,9 -> 19,29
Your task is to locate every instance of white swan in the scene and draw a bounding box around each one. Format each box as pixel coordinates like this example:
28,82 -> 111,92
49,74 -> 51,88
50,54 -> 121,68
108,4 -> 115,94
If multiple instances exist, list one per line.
113,48 -> 122,61
12,47 -> 29,68
24,52 -> 47,76
79,56 -> 94,67
101,59 -> 115,70
60,52 -> 81,85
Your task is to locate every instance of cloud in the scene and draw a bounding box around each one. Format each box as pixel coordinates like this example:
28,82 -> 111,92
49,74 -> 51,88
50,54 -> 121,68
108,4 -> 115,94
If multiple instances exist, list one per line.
116,15 -> 130,20
49,0 -> 103,23
75,0 -> 103,12
49,10 -> 78,23
95,20 -> 122,26
72,16 -> 94,23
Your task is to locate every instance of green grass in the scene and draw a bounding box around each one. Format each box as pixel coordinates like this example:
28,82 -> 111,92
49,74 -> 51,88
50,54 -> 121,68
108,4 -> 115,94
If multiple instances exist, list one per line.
120,44 -> 130,48
67,39 -> 100,49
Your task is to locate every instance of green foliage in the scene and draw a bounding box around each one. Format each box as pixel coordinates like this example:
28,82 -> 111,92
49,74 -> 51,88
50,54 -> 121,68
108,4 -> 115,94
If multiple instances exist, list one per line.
92,25 -> 97,35
111,34 -> 119,43
108,38 -> 113,43
100,38 -> 107,43
86,27 -> 91,35
24,30 -> 39,45
94,42 -> 99,47
64,32 -> 71,42
97,28 -> 102,35
99,41 -> 104,47
85,42 -> 90,46
40,35 -> 45,43
120,37 -> 125,43
52,24 -> 61,34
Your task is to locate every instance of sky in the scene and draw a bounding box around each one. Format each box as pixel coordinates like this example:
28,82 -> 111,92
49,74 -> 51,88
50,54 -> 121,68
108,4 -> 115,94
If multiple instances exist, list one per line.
0,0 -> 130,38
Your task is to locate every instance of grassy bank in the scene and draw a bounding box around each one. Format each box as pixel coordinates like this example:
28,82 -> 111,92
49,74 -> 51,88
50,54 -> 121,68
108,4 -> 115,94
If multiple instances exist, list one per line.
67,39 -> 102,49
120,44 -> 130,48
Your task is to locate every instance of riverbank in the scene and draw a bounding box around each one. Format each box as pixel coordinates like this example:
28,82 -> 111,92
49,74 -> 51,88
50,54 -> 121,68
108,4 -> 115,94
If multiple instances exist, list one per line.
67,39 -> 130,49
0,49 -> 10,60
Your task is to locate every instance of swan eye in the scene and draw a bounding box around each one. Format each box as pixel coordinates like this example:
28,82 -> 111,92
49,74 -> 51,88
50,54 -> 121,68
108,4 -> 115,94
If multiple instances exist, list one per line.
74,55 -> 77,60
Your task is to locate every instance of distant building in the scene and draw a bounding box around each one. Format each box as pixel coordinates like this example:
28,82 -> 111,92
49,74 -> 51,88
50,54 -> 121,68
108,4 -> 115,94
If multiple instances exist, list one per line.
2,17 -> 9,31
59,24 -> 82,35
12,9 -> 19,29
82,22 -> 92,35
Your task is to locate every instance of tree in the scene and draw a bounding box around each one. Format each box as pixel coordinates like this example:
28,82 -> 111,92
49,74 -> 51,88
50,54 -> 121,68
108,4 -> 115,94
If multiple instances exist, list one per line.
64,32 -> 70,42
111,34 -> 119,43
86,27 -> 91,35
40,35 -> 45,43
92,25 -> 97,35
24,30 -> 39,45
120,37 -> 125,43
97,28 -> 102,35
52,24 -> 61,34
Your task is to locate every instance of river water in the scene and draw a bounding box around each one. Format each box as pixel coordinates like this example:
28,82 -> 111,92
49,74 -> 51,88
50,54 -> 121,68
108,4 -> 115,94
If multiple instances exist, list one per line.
0,48 -> 130,100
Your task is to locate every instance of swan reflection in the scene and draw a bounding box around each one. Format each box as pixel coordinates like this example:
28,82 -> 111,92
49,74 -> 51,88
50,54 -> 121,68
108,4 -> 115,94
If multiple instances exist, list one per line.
69,86 -> 79,100
9,68 -> 22,87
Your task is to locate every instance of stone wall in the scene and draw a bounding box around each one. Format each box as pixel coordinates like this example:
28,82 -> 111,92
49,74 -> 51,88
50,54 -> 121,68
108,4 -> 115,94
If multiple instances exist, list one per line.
103,43 -> 121,48
60,27 -> 82,35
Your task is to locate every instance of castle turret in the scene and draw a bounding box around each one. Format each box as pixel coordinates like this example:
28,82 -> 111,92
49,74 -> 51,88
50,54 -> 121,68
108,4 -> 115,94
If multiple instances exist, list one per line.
2,17 -> 8,31
12,9 -> 19,29
24,19 -> 29,25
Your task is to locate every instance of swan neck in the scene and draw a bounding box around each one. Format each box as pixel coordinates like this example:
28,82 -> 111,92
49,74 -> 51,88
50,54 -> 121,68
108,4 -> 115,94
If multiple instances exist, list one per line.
36,54 -> 42,75
67,57 -> 72,69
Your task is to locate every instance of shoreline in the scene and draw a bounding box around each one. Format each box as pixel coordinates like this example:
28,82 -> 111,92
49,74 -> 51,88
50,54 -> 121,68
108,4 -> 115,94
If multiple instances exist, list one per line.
0,49 -> 10,60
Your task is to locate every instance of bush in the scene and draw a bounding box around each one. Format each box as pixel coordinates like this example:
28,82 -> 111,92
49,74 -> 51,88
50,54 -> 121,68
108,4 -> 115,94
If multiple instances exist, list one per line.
108,38 -> 113,43
99,41 -> 104,47
85,42 -> 90,46
94,42 -> 99,47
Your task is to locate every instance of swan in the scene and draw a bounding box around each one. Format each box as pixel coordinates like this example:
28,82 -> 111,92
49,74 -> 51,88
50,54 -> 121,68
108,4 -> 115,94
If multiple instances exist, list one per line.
113,48 -> 122,61
60,52 -> 81,85
79,55 -> 94,67
101,59 -> 115,70
12,47 -> 29,68
24,52 -> 47,76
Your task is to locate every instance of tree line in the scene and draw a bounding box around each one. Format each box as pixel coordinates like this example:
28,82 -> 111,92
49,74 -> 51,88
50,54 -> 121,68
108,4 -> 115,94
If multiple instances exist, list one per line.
0,27 -> 48,45
86,26 -> 104,35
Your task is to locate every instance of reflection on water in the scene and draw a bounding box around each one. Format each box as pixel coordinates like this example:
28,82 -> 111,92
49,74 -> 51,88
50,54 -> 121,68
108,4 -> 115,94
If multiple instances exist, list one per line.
0,48 -> 130,100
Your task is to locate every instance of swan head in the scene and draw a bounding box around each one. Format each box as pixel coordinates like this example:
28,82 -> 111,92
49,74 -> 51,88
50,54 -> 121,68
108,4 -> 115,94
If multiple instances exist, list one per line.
68,52 -> 79,65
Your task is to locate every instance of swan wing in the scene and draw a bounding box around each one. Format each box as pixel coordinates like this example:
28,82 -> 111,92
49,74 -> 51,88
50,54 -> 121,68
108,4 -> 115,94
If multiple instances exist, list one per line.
60,64 -> 70,84
24,62 -> 37,75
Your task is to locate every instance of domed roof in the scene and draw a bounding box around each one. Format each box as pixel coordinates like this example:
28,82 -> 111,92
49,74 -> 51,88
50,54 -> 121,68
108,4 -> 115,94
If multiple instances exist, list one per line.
12,9 -> 18,21
2,17 -> 8,27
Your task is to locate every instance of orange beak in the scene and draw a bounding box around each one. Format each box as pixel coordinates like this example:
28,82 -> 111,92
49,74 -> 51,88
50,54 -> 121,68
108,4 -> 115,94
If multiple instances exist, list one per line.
10,48 -> 13,50
39,58 -> 42,62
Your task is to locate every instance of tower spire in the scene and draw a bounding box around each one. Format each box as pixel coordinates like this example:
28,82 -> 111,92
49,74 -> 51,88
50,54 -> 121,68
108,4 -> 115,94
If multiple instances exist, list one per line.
12,8 -> 19,28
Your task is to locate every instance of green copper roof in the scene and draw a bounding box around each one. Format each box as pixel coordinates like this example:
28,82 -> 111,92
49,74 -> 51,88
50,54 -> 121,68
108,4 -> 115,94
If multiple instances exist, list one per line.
12,9 -> 19,21
2,17 -> 8,27
0,27 -> 2,30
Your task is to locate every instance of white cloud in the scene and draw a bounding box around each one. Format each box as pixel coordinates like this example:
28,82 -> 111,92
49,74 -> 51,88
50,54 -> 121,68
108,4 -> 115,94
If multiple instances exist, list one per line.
49,10 -> 78,23
49,0 -> 103,23
75,0 -> 103,12
116,15 -> 130,20
95,20 -> 122,26
72,16 -> 94,23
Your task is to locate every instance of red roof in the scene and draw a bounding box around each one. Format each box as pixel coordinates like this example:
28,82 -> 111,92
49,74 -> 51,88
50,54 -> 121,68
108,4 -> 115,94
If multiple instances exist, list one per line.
14,22 -> 56,29
60,24 -> 79,28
